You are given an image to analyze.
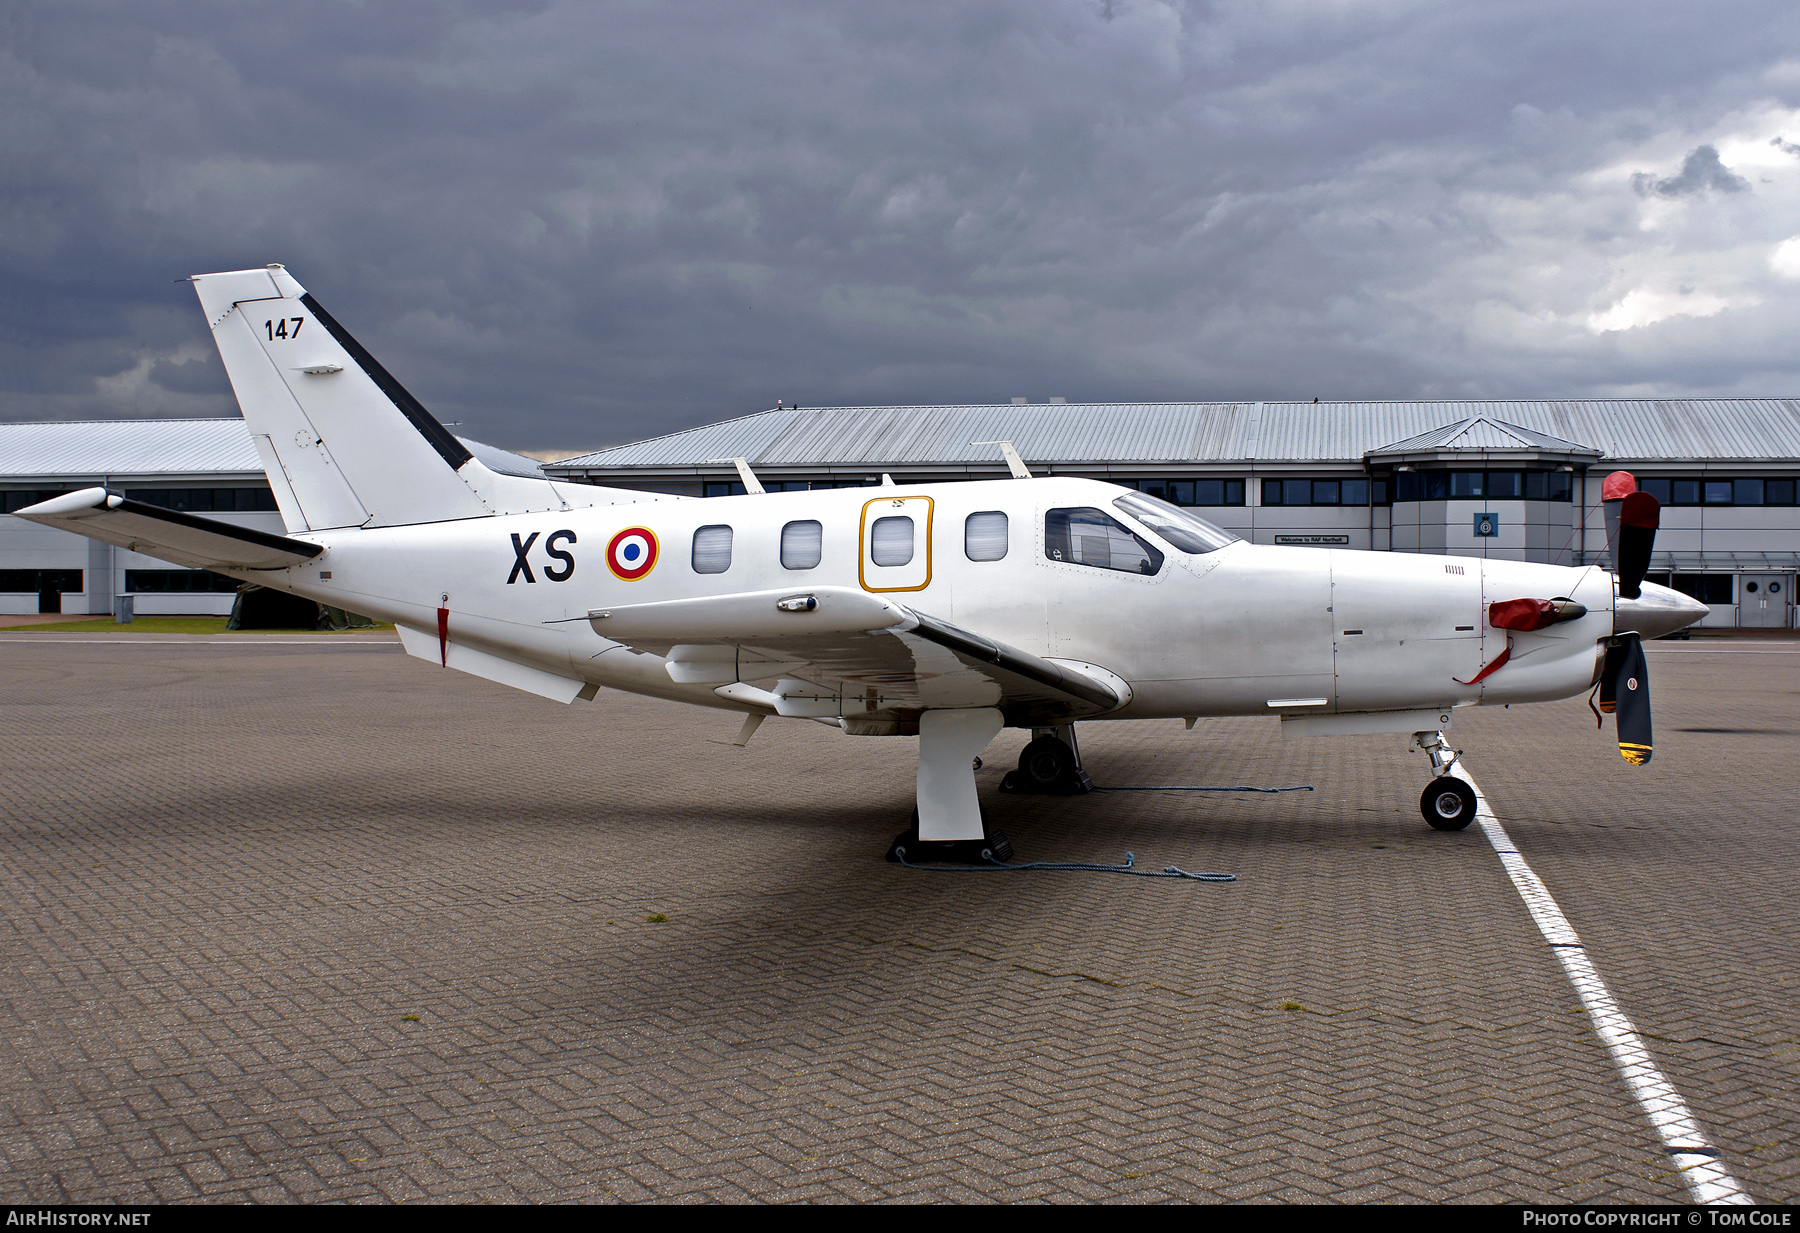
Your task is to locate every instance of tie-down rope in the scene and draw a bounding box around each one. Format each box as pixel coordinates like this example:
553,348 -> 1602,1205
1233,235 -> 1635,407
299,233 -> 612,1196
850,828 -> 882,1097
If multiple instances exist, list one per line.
893,847 -> 1236,882
1092,783 -> 1313,794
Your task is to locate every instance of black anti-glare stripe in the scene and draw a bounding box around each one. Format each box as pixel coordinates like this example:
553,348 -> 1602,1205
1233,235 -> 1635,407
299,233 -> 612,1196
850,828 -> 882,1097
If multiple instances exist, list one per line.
908,611 -> 1120,711
111,497 -> 324,559
298,293 -> 474,472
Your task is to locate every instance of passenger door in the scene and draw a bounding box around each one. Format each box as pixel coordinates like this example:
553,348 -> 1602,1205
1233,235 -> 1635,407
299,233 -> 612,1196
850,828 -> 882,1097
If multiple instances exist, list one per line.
860,496 -> 933,593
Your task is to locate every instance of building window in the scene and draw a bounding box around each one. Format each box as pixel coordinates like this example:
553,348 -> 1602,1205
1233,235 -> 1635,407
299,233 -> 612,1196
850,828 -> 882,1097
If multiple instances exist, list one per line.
125,487 -> 279,512
1045,508 -> 1164,575
0,569 -> 82,593
3,490 -> 74,513
1396,471 -> 1573,502
870,516 -> 914,567
964,511 -> 1008,561
1666,573 -> 1734,605
692,525 -> 733,573
1262,477 -> 1372,506
780,520 -> 822,570
704,478 -> 877,497
1130,479 -> 1245,507
1637,477 -> 1797,506
124,570 -> 238,593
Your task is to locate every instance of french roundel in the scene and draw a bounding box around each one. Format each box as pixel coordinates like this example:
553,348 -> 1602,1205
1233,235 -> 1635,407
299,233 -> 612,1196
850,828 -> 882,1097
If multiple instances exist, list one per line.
606,527 -> 658,580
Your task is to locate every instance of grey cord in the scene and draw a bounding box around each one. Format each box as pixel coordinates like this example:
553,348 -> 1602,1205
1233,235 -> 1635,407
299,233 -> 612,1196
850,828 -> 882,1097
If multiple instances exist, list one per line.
893,847 -> 1236,882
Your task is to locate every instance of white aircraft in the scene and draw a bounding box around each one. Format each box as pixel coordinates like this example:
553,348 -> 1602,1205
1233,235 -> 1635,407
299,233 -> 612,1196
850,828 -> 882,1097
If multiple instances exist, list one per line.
20,266 -> 1707,860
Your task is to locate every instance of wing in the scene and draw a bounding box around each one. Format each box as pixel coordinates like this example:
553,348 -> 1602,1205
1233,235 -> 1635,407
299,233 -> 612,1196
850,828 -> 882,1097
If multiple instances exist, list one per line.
14,487 -> 322,571
588,586 -> 1123,727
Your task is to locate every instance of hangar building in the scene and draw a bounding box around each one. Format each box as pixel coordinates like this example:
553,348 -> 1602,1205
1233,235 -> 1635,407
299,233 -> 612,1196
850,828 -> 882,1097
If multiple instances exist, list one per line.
0,419 -> 543,616
546,399 -> 1800,630
6,400 -> 1799,629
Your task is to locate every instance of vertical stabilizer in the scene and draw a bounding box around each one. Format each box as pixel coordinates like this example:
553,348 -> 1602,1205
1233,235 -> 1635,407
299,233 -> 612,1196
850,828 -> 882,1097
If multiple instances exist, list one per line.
193,265 -> 583,531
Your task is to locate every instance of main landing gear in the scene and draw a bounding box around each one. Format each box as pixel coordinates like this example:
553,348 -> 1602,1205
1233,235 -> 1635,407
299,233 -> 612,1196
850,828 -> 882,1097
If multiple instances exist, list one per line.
1000,725 -> 1093,796
1412,730 -> 1477,831
886,708 -> 1014,864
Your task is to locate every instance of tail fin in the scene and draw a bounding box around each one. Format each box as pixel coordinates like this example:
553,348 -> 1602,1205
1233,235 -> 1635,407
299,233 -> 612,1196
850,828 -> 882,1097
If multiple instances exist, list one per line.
192,265 -> 630,531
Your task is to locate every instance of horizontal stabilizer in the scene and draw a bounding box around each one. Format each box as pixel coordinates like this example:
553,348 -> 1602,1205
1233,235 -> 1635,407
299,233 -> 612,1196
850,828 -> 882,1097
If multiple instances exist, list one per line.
14,487 -> 322,571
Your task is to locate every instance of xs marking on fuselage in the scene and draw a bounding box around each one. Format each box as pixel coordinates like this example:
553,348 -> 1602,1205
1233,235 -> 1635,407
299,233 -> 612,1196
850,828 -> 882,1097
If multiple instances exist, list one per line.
507,529 -> 579,584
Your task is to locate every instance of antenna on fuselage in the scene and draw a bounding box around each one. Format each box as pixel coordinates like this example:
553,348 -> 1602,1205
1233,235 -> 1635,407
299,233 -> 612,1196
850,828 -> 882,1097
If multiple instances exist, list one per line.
973,440 -> 1033,479
707,457 -> 766,495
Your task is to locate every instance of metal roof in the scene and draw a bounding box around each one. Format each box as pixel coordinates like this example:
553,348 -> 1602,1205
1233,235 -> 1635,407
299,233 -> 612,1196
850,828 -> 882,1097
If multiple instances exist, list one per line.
0,419 -> 544,482
1366,416 -> 1603,458
0,419 -> 263,480
550,399 -> 1800,470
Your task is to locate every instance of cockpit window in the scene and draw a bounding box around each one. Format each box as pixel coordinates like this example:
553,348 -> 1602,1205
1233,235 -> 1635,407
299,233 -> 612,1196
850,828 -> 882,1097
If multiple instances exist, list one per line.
1112,491 -> 1239,555
1045,507 -> 1164,576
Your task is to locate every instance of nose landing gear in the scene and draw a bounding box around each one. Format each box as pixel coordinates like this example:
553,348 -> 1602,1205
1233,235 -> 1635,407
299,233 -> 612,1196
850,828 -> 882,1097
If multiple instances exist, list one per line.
1412,730 -> 1477,831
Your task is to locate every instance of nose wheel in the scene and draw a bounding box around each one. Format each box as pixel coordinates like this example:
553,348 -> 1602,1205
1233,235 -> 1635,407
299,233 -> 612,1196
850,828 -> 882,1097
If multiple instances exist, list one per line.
1411,730 -> 1477,831
1420,778 -> 1477,830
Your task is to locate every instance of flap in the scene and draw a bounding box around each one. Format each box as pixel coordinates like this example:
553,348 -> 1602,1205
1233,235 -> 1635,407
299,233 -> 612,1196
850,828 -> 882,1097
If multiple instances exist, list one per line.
590,585 -> 1122,723
14,487 -> 323,571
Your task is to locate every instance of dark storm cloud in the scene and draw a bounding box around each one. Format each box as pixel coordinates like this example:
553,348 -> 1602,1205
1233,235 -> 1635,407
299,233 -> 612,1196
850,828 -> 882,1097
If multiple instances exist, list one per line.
6,1 -> 1800,450
1632,145 -> 1750,196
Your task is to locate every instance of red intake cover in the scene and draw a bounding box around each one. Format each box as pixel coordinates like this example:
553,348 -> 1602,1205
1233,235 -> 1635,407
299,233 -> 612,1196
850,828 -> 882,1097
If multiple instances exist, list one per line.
1489,598 -> 1560,631
1601,471 -> 1637,502
1620,489 -> 1660,529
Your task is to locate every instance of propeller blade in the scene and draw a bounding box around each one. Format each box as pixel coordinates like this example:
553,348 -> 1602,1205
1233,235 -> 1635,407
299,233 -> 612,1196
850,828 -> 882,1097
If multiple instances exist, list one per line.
1601,470 -> 1635,567
1609,632 -> 1653,765
1598,639 -> 1624,714
1615,491 -> 1660,601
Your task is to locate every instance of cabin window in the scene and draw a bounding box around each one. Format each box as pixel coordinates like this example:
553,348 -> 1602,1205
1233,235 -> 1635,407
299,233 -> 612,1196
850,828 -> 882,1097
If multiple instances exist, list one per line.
964,511 -> 1008,561
692,524 -> 733,573
870,516 -> 914,567
781,520 -> 822,570
1045,507 -> 1164,575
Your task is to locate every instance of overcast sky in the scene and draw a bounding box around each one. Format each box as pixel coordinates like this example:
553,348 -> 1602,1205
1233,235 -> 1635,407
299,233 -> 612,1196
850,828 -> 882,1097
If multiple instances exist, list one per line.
7,1 -> 1800,455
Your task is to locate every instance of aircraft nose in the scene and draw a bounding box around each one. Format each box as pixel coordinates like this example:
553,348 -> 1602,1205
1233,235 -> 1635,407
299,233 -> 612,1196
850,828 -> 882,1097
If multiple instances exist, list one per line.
1615,580 -> 1708,639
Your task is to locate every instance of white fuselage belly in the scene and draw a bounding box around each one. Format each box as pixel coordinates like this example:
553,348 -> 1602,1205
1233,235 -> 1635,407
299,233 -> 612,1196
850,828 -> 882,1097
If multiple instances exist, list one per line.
266,476 -> 1613,722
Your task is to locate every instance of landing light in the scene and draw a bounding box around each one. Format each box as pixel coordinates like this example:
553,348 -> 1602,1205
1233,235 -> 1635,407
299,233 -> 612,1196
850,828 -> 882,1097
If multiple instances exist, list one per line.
777,594 -> 818,612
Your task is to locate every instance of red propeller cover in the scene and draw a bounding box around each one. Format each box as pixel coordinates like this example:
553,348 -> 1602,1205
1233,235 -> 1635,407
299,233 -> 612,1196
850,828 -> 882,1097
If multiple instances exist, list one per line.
1620,489 -> 1660,529
1601,471 -> 1637,502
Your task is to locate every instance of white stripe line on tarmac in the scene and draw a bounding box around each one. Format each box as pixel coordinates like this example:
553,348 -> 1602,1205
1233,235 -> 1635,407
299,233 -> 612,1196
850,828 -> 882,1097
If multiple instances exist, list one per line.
1453,766 -> 1753,1205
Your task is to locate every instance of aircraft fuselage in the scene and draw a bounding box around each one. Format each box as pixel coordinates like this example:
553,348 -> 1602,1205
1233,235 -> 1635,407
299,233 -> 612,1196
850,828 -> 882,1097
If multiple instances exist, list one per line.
261,475 -> 1624,726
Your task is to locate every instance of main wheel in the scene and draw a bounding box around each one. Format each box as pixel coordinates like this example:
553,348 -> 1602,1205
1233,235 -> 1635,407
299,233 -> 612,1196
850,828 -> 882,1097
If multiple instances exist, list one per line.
1017,736 -> 1077,789
1420,778 -> 1477,831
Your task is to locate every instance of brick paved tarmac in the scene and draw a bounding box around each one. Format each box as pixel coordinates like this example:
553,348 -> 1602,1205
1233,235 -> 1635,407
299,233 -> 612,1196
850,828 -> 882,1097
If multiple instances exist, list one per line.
1,637 -> 1794,1203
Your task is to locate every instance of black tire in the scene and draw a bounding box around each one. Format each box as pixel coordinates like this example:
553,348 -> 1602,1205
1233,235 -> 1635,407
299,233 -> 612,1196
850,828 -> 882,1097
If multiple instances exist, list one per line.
1018,736 -> 1076,789
1420,778 -> 1477,831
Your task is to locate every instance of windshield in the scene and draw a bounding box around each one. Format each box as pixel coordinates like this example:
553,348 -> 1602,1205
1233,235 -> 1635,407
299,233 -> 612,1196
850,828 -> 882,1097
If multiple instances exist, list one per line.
1112,491 -> 1240,555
